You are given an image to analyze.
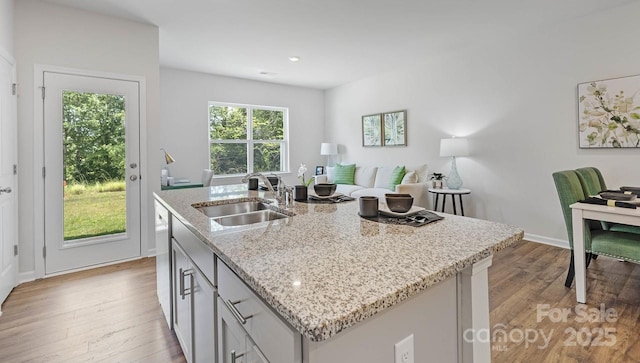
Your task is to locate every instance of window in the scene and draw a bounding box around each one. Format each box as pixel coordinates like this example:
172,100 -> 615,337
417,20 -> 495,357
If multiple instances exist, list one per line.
208,102 -> 288,176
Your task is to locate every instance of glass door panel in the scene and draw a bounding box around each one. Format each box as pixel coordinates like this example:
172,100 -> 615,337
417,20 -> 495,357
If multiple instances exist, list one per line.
62,91 -> 127,242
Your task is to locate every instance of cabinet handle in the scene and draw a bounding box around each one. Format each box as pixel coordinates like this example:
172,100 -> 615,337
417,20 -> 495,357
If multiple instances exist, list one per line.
179,268 -> 194,300
231,350 -> 245,363
224,299 -> 253,325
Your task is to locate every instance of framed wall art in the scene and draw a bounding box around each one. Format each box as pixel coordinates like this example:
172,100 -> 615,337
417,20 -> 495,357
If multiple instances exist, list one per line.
362,113 -> 382,147
383,110 -> 407,146
578,75 -> 640,148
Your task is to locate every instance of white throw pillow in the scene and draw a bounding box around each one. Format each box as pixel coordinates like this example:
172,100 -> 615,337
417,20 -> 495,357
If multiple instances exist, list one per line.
401,170 -> 417,184
354,166 -> 378,188
405,164 -> 428,183
374,166 -> 397,189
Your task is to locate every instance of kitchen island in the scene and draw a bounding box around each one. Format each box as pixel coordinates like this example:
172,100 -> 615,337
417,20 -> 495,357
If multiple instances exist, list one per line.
155,185 -> 523,363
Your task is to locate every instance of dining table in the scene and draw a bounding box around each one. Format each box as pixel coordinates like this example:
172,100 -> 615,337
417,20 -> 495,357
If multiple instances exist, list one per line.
570,202 -> 640,303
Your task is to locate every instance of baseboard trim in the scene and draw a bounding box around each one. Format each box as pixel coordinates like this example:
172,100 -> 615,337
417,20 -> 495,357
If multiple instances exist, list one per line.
524,233 -> 569,249
44,256 -> 144,279
16,250 -> 156,286
18,271 -> 36,284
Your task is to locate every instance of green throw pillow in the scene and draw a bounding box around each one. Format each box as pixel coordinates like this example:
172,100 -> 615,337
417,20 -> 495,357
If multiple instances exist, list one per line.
389,166 -> 406,190
333,163 -> 356,185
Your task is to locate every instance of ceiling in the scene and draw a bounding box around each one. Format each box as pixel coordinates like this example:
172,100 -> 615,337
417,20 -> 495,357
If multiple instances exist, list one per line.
43,0 -> 637,90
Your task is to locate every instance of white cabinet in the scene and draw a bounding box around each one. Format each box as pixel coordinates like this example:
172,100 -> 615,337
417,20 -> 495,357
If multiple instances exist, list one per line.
159,201 -> 301,363
218,296 -> 269,363
172,240 -> 192,361
218,295 -> 248,363
246,340 -> 270,363
217,261 -> 301,363
172,217 -> 217,363
154,200 -> 171,327
193,266 -> 216,363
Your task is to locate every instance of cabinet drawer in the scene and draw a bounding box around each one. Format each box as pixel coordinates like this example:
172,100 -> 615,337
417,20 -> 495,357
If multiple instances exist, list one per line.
172,216 -> 215,284
217,261 -> 301,363
218,296 -> 269,363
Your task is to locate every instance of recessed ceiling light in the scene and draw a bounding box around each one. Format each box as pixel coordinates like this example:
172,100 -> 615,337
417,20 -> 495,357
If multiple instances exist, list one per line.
289,56 -> 301,62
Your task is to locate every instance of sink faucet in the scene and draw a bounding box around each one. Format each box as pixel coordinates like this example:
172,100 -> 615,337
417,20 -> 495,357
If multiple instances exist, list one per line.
241,172 -> 288,204
270,173 -> 294,206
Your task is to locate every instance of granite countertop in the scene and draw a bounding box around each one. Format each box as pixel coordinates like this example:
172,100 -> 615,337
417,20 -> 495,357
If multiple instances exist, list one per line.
155,185 -> 524,342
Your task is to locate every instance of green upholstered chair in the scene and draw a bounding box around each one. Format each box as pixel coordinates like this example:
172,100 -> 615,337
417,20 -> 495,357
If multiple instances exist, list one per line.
575,167 -> 640,234
553,170 -> 640,288
575,167 -> 607,196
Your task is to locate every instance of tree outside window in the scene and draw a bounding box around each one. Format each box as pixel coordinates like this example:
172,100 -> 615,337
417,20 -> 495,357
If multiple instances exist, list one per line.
209,103 -> 288,176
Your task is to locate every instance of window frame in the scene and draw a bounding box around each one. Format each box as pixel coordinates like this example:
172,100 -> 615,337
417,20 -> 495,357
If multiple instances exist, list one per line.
208,101 -> 289,177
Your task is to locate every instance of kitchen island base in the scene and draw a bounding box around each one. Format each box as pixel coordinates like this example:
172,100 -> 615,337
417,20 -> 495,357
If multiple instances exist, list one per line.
155,186 -> 522,363
303,257 -> 492,363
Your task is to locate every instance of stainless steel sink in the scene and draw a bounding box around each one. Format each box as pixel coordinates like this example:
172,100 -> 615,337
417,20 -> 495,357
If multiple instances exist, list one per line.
196,201 -> 269,218
194,200 -> 291,227
212,209 -> 288,226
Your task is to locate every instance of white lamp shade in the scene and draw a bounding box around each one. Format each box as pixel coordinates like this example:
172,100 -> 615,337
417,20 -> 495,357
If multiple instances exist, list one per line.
320,142 -> 338,155
440,138 -> 469,157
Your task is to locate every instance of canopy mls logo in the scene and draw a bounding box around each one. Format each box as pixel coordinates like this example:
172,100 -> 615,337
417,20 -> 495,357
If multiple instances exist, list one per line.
463,304 -> 619,351
463,324 -> 554,351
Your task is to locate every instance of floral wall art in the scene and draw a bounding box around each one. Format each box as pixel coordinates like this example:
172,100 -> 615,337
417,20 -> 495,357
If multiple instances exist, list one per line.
578,75 -> 640,148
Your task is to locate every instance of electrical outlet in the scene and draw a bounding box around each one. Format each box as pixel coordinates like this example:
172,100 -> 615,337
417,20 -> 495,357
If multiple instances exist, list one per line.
394,334 -> 414,363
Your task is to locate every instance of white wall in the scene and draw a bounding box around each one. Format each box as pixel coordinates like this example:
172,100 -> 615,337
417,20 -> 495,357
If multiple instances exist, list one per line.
0,0 -> 13,54
325,2 -> 640,244
160,67 -> 325,187
15,0 -> 160,276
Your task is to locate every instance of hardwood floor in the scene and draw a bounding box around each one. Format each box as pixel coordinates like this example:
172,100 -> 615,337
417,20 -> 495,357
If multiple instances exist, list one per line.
490,241 -> 640,362
0,258 -> 186,363
0,242 -> 638,362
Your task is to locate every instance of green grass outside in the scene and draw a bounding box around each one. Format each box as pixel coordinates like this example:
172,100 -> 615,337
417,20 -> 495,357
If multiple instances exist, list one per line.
64,182 -> 126,240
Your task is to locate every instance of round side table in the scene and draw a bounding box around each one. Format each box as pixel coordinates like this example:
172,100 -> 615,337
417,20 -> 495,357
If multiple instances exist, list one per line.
428,188 -> 471,216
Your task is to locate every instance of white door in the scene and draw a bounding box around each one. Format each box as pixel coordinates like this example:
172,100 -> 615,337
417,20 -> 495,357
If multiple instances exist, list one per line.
43,72 -> 141,274
0,52 -> 18,310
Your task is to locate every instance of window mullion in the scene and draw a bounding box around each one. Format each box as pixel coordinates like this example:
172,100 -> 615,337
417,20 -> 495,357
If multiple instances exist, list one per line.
247,107 -> 253,173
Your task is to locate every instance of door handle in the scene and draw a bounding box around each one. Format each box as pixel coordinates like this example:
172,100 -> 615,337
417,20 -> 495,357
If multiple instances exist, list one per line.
0,187 -> 12,194
129,175 -> 138,181
179,268 -> 193,300
231,350 -> 245,363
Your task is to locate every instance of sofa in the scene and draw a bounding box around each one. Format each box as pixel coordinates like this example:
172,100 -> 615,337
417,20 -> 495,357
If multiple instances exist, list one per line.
313,164 -> 429,207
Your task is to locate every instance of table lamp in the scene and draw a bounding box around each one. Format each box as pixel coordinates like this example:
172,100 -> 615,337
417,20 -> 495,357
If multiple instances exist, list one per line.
440,137 -> 469,189
320,142 -> 338,166
160,148 -> 175,177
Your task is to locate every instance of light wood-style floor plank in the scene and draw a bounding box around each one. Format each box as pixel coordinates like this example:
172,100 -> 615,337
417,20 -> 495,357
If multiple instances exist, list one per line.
1,242 -> 639,362
0,258 -> 187,363
490,241 -> 640,363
